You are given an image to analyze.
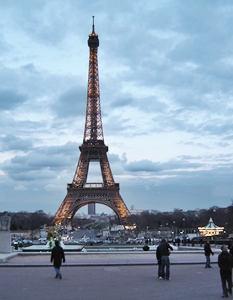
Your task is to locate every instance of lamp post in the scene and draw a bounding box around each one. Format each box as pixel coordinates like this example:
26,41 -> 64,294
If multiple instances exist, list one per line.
146,226 -> 149,240
173,220 -> 177,240
183,218 -> 186,235
183,218 -> 186,245
195,214 -> 198,237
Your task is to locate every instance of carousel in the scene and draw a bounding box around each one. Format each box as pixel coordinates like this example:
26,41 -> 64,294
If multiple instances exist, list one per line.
198,217 -> 224,236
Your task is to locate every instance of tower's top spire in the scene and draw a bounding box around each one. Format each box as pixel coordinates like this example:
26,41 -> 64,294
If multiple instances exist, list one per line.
88,16 -> 99,48
84,16 -> 103,142
92,16 -> 95,33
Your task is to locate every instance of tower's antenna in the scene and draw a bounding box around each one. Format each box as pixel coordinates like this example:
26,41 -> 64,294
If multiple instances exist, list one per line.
92,16 -> 95,33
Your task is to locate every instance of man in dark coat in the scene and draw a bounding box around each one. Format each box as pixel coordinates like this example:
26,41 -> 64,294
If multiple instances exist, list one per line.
228,238 -> 233,255
218,245 -> 233,298
51,240 -> 65,279
158,238 -> 173,280
204,240 -> 214,268
156,245 -> 162,279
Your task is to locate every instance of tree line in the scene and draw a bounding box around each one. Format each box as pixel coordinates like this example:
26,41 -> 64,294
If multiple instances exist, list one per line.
129,205 -> 233,235
3,204 -> 233,236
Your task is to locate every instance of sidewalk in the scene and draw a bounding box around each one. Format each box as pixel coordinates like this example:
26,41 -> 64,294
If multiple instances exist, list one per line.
0,264 -> 222,300
0,247 -> 224,300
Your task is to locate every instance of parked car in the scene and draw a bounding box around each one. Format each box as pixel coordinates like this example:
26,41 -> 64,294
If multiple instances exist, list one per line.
11,239 -> 23,249
22,239 -> 33,244
126,238 -> 136,244
95,240 -> 104,244
135,238 -> 144,244
103,240 -> 111,244
107,238 -> 119,244
38,238 -> 47,244
79,238 -> 90,243
11,239 -> 23,246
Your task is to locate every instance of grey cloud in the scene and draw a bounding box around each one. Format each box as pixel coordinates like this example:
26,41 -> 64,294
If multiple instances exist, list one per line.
0,88 -> 28,110
124,158 -> 202,173
125,160 -> 163,172
223,135 -> 233,141
108,153 -> 122,164
111,97 -> 134,108
0,34 -> 11,55
0,134 -> 33,152
5,2 -> 69,46
1,142 -> 78,181
200,120 -> 233,136
104,115 -> 136,137
119,164 -> 233,211
52,86 -> 86,118
20,63 -> 38,74
0,116 -> 49,142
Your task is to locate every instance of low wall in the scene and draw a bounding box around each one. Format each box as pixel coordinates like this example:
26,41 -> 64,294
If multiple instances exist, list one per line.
0,231 -> 12,253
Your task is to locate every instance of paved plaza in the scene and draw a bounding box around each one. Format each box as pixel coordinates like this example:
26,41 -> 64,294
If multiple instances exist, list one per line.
0,249 -> 226,300
0,264 -> 224,300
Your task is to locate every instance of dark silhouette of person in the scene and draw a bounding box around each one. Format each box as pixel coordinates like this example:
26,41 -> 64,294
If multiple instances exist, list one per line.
50,240 -> 65,279
204,240 -> 214,268
156,245 -> 162,278
158,238 -> 173,280
218,245 -> 233,298
228,238 -> 233,255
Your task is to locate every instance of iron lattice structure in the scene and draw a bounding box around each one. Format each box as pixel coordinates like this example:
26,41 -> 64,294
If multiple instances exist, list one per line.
53,18 -> 130,226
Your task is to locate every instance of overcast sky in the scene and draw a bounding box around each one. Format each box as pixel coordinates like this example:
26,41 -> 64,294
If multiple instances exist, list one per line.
0,0 -> 233,215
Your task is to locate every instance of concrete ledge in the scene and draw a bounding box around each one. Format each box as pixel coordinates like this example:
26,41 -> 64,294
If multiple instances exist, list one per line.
0,252 -> 19,263
0,261 -> 218,268
0,245 -> 220,267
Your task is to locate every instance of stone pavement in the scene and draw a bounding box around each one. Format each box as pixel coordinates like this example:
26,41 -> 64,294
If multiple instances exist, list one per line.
0,247 -> 225,300
0,264 -> 224,300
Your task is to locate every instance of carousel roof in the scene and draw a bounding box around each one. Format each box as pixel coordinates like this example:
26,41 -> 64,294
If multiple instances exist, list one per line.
203,217 -> 221,229
198,217 -> 224,236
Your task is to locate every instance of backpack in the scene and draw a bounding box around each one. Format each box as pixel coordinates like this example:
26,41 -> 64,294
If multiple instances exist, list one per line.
143,245 -> 149,251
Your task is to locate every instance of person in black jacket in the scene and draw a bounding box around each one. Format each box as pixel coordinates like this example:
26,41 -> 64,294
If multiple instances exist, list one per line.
158,238 -> 173,280
51,240 -> 65,279
218,245 -> 233,298
204,240 -> 214,268
156,245 -> 162,279
228,238 -> 233,255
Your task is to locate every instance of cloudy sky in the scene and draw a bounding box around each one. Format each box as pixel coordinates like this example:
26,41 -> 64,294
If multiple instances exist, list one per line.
0,0 -> 233,215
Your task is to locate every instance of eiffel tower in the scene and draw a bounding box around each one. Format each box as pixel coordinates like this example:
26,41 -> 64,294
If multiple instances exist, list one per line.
53,17 -> 130,226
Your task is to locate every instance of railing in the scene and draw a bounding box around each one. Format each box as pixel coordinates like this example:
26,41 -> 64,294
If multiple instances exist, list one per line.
84,183 -> 104,188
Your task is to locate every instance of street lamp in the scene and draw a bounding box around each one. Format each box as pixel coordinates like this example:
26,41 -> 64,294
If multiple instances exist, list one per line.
195,214 -> 198,237
183,218 -> 186,235
183,218 -> 186,245
173,221 -> 177,237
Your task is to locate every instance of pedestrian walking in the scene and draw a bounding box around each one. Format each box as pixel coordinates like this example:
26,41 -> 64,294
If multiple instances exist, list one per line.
218,245 -> 233,298
204,240 -> 214,268
158,238 -> 173,280
50,240 -> 65,279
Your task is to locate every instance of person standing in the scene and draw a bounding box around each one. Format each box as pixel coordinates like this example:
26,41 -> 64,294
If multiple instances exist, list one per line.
204,240 -> 214,268
50,240 -> 65,279
218,245 -> 233,298
159,238 -> 173,280
228,238 -> 233,256
156,245 -> 162,279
